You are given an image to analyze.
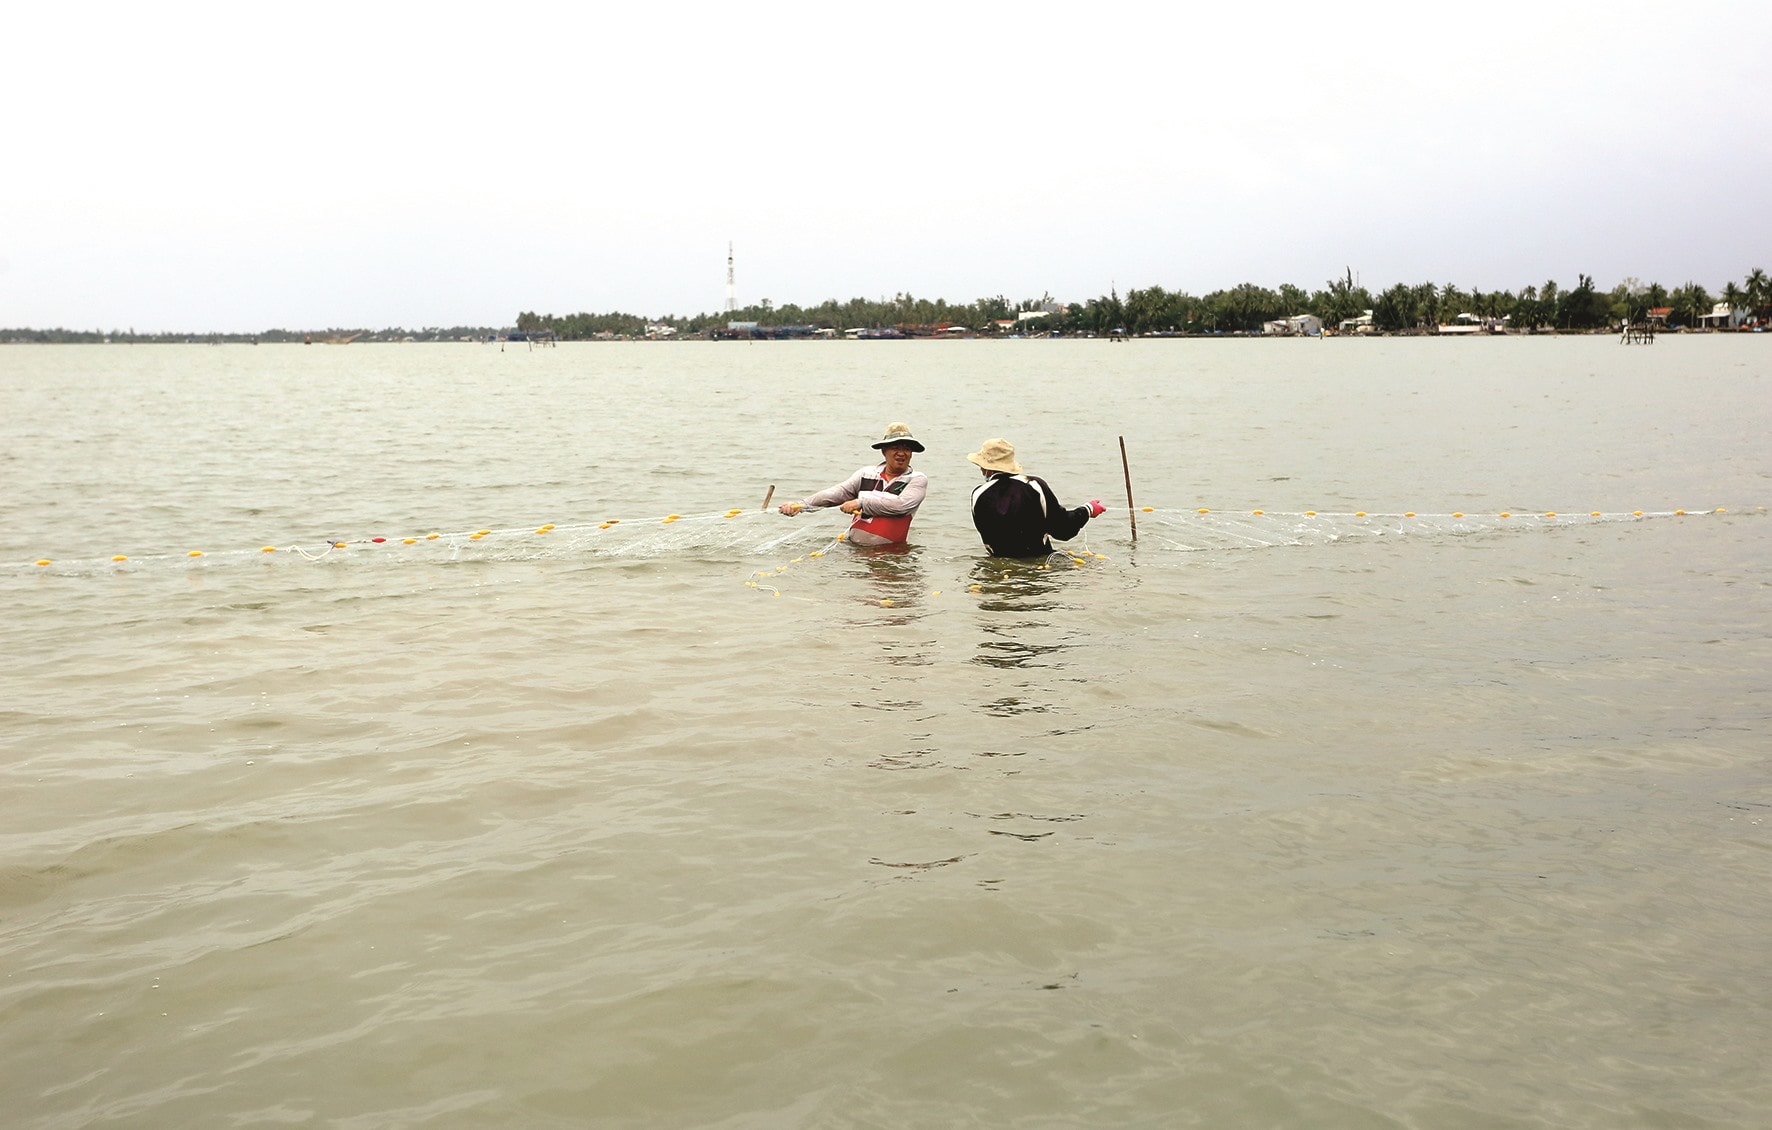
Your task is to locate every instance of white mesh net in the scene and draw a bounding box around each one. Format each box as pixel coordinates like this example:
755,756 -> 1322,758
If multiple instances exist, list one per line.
9,505 -> 1744,578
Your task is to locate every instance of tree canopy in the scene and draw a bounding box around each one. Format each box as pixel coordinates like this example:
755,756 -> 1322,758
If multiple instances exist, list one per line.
7,269 -> 1767,344
517,267 -> 1769,339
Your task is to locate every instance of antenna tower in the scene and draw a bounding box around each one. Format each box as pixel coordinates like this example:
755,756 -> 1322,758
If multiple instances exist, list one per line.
726,242 -> 736,313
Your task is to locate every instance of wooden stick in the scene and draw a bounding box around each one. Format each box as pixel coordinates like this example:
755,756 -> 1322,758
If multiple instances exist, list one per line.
1119,436 -> 1137,542
761,485 -> 775,511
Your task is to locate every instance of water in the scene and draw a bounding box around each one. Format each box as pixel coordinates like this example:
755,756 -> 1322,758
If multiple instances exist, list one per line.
3,338 -> 1769,1128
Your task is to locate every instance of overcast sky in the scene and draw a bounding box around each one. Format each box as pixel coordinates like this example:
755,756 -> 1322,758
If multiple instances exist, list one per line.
5,1 -> 1766,332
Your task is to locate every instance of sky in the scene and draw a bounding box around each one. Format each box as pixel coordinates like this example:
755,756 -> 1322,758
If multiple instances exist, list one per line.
4,1 -> 1767,333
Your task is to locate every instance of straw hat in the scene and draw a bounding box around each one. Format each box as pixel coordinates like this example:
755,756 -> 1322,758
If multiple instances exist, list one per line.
871,422 -> 925,452
966,437 -> 1022,474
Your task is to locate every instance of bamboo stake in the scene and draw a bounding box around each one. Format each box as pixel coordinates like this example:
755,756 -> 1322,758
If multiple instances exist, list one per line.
1119,436 -> 1137,543
761,485 -> 776,511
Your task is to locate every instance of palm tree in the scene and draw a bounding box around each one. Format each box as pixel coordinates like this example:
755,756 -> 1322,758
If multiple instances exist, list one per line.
1434,283 -> 1463,323
1411,282 -> 1439,328
1373,283 -> 1417,332
1539,280 -> 1561,330
1670,282 -> 1711,328
1719,282 -> 1746,329
1745,268 -> 1769,320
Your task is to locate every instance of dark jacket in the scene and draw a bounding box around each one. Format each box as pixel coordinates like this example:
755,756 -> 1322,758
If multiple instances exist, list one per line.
969,473 -> 1091,557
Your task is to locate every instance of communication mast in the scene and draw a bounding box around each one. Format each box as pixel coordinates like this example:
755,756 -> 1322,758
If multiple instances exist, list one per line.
726,242 -> 736,313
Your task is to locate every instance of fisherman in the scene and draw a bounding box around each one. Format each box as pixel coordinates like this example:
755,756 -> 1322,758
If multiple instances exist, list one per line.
966,437 -> 1105,557
778,423 -> 929,546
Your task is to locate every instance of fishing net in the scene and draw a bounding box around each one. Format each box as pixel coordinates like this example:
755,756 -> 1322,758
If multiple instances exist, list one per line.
1127,506 -> 1726,553
9,505 -> 1745,579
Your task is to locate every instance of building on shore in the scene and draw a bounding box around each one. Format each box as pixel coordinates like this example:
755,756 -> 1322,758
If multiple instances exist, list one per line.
1262,313 -> 1323,336
1697,303 -> 1748,330
1437,313 -> 1509,335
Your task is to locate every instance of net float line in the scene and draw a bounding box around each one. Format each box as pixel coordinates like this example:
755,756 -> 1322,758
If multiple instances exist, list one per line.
745,506 -> 1748,579
1129,506 -> 1746,553
13,506 -> 843,576
12,505 -> 1753,576
745,531 -> 850,598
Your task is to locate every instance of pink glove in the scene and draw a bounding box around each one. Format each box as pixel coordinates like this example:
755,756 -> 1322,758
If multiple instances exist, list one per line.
1088,499 -> 1106,518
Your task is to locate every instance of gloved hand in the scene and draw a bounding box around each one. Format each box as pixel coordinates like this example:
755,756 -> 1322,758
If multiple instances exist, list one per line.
1088,499 -> 1106,518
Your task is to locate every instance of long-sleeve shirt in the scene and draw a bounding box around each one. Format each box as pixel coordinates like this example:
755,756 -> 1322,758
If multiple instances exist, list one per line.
969,472 -> 1091,557
802,464 -> 928,545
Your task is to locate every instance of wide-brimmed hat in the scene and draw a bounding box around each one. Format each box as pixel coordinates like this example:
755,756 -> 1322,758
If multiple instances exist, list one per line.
871,422 -> 925,452
967,437 -> 1022,474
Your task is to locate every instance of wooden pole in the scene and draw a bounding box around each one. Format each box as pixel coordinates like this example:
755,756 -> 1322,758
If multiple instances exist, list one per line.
1119,436 -> 1137,542
761,485 -> 775,511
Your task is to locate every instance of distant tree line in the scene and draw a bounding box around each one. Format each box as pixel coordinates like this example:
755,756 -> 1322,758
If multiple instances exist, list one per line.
0,325 -> 505,345
518,268 -> 1770,338
8,269 -> 1767,344
513,295 -> 1018,340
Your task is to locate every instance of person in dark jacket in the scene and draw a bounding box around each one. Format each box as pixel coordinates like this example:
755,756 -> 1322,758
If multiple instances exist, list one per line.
966,437 -> 1105,557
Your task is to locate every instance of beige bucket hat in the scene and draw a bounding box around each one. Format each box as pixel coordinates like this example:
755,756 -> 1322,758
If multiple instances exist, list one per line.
966,437 -> 1022,474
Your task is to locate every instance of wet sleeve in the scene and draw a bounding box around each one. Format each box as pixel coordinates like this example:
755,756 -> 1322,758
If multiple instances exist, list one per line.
801,468 -> 867,509
1037,478 -> 1091,542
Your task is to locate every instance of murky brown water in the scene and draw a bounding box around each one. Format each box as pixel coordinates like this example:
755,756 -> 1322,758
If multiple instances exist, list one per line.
4,338 -> 1768,1127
